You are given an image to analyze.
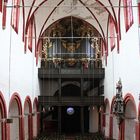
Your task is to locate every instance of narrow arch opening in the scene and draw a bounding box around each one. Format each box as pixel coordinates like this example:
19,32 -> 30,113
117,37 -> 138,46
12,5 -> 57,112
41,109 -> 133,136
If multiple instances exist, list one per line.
124,100 -> 136,140
9,100 -> 20,140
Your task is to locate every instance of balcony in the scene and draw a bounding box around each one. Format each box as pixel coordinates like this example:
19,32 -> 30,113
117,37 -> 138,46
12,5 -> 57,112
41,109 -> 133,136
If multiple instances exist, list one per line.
38,68 -> 105,79
38,96 -> 104,106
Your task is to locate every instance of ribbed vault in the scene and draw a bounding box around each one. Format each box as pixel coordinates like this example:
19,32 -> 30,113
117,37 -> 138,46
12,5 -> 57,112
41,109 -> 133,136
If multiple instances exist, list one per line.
22,0 -> 120,52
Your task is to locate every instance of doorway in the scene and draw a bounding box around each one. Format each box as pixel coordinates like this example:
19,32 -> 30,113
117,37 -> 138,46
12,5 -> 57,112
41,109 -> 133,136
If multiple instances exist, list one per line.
61,106 -> 80,133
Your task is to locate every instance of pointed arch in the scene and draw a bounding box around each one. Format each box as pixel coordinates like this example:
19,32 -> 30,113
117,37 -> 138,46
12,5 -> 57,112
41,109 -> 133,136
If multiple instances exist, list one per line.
11,0 -> 21,33
0,91 -> 7,140
109,96 -> 119,140
24,96 -> 33,140
9,93 -> 22,115
122,0 -> 134,32
24,96 -> 32,113
33,97 -> 38,112
0,0 -> 2,12
33,97 -> 39,138
120,93 -> 137,140
9,93 -> 23,140
124,93 -> 137,115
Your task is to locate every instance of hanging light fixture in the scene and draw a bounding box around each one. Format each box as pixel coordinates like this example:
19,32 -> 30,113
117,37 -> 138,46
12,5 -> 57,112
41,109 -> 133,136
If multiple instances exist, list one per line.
67,107 -> 75,115
113,78 -> 124,125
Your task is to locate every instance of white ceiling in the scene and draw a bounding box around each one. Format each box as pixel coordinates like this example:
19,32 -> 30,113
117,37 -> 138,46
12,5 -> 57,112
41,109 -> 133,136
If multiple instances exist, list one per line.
22,0 -> 120,47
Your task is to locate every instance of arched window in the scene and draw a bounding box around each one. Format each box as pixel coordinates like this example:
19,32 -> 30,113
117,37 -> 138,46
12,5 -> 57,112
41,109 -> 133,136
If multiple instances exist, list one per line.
138,0 -> 140,26
0,0 -> 2,12
109,15 -> 115,51
28,18 -> 34,52
11,0 -> 21,33
123,0 -> 133,32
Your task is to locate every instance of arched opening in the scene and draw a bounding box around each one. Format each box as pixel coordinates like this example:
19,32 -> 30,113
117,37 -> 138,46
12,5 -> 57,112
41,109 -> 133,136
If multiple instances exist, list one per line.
111,98 -> 119,140
33,98 -> 38,138
0,110 -> 2,139
124,99 -> 137,140
61,84 -> 81,96
61,106 -> 81,133
89,106 -> 99,133
105,100 -> 110,138
24,97 -> 32,140
9,94 -> 23,140
56,84 -> 82,133
47,83 -> 90,134
0,93 -> 7,140
24,101 -> 30,139
9,98 -> 21,140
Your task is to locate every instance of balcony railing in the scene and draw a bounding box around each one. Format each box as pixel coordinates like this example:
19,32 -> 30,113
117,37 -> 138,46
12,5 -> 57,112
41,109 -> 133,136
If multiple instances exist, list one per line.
38,68 -> 105,79
38,96 -> 104,106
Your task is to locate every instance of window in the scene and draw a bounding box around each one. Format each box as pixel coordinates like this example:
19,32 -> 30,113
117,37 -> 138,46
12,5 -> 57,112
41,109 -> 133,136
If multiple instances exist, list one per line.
109,16 -> 115,51
28,19 -> 33,52
123,0 -> 133,32
138,1 -> 140,26
0,0 -> 2,12
11,0 -> 20,33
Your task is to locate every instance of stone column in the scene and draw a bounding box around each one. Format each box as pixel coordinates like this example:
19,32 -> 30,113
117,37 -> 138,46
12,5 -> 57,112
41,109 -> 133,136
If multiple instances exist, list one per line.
58,78 -> 61,134
81,107 -> 84,134
58,106 -> 61,134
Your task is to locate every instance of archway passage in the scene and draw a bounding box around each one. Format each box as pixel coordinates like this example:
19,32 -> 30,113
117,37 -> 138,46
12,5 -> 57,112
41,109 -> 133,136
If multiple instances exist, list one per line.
124,99 -> 137,140
61,84 -> 81,133
33,98 -> 38,138
61,106 -> 81,133
55,84 -> 81,97
51,84 -> 89,134
0,93 -> 7,140
24,97 -> 32,140
9,94 -> 23,140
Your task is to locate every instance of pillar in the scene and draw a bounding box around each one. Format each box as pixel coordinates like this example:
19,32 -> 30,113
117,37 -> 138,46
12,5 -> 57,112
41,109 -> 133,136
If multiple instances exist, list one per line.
58,106 -> 61,134
80,78 -> 84,134
81,107 -> 84,134
58,78 -> 61,134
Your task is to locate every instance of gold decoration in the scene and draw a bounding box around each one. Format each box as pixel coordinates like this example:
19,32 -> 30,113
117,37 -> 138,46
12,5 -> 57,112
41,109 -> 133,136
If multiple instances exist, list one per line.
66,58 -> 77,66
62,41 -> 80,52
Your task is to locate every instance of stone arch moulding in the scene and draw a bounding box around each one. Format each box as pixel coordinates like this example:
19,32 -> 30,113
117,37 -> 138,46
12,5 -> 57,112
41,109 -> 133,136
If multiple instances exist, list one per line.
33,97 -> 39,137
119,93 -> 137,140
24,96 -> 33,140
33,97 -> 38,112
9,93 -> 23,140
24,96 -> 32,115
124,93 -> 137,115
0,91 -> 7,140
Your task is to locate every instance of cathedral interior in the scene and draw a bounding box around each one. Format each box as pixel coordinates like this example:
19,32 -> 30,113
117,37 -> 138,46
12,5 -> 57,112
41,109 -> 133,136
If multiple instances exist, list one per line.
0,0 -> 140,140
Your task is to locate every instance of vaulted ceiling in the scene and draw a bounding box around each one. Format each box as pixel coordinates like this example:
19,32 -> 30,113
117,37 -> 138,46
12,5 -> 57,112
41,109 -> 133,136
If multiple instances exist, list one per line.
23,0 -> 121,47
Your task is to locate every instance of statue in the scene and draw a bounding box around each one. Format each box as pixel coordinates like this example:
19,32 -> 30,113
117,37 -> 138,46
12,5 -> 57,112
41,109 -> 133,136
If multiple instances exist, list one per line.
113,79 -> 124,124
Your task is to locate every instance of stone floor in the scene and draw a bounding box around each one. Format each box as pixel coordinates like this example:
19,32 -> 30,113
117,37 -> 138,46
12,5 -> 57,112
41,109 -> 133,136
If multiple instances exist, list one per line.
35,132 -> 105,140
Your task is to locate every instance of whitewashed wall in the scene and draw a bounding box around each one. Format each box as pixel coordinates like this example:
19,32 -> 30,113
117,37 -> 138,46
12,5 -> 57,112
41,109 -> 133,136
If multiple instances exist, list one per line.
104,0 -> 140,110
0,1 -> 40,115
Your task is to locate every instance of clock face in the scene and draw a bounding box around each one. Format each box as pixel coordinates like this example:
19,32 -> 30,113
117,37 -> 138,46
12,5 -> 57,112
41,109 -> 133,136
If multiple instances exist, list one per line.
66,107 -> 75,115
